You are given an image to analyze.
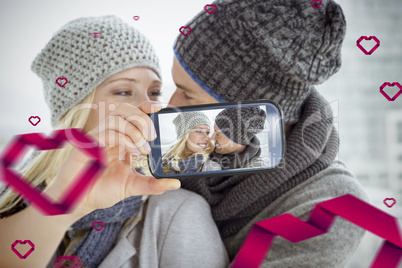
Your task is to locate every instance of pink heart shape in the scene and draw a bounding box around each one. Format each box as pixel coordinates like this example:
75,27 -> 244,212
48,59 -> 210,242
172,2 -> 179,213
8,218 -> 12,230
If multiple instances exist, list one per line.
28,116 -> 41,126
310,0 -> 322,8
92,221 -> 105,231
133,16 -> 140,21
54,256 -> 83,268
11,240 -> 35,259
383,198 -> 396,208
55,77 -> 68,87
356,36 -> 380,55
204,4 -> 217,14
379,82 -> 402,101
0,129 -> 106,215
90,32 -> 101,38
179,26 -> 191,37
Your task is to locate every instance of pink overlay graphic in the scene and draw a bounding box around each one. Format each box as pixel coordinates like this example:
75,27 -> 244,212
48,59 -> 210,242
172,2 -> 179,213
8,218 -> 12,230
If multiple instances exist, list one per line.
55,77 -> 68,87
231,194 -> 402,268
179,26 -> 191,36
0,129 -> 106,216
204,4 -> 217,14
90,32 -> 101,38
54,256 -> 83,268
133,16 -> 140,21
356,36 -> 380,55
28,116 -> 41,126
310,0 -> 322,8
379,82 -> 402,101
384,198 -> 397,208
92,221 -> 105,231
11,240 -> 35,259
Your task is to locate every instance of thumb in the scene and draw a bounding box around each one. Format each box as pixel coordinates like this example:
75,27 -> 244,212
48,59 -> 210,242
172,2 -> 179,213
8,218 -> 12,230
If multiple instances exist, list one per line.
126,173 -> 181,196
149,178 -> 181,194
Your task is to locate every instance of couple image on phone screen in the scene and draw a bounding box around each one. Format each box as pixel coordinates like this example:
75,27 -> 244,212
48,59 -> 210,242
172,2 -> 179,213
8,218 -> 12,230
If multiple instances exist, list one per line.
162,106 -> 269,174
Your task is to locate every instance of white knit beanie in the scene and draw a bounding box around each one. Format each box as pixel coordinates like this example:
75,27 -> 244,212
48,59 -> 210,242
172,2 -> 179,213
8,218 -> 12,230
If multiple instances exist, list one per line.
31,15 -> 161,128
173,111 -> 211,139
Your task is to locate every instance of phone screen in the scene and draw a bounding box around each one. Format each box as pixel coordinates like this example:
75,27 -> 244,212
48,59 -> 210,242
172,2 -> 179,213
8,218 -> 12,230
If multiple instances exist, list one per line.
147,100 -> 285,179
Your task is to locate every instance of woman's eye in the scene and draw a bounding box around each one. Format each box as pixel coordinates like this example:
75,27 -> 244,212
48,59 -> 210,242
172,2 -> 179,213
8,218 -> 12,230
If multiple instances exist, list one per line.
206,132 -> 211,136
195,130 -> 202,133
149,90 -> 162,97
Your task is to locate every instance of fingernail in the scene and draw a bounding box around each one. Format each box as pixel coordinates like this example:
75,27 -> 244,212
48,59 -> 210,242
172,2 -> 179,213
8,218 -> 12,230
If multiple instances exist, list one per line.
167,187 -> 179,191
144,142 -> 151,153
148,126 -> 157,140
151,131 -> 157,141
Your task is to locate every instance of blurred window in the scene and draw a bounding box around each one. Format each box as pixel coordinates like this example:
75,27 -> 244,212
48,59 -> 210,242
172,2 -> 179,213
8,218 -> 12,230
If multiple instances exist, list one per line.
358,174 -> 369,181
398,122 -> 402,143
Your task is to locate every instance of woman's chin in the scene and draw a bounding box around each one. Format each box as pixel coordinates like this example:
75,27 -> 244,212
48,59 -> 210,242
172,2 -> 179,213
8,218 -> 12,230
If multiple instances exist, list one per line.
188,147 -> 204,154
196,145 -> 208,152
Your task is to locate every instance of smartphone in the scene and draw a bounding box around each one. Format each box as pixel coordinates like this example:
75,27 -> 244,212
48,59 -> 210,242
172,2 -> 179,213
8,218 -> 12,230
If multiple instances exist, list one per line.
147,100 -> 285,179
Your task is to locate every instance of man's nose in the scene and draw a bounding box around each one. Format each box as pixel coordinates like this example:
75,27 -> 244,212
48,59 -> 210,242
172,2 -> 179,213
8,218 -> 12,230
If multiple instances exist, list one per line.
167,90 -> 181,108
210,133 -> 216,141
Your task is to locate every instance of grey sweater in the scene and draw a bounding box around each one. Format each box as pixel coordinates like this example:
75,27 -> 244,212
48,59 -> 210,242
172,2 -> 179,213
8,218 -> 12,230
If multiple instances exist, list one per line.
98,188 -> 229,268
224,160 -> 368,268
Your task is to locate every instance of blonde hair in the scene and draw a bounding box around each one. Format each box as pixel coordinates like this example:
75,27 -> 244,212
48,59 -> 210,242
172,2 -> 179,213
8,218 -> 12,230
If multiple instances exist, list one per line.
0,89 -> 100,262
162,130 -> 214,174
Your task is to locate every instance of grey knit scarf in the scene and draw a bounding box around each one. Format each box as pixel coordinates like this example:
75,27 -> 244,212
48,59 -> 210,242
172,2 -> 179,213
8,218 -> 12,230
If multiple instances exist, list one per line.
67,196 -> 142,268
209,136 -> 262,170
167,154 -> 205,173
180,89 -> 339,238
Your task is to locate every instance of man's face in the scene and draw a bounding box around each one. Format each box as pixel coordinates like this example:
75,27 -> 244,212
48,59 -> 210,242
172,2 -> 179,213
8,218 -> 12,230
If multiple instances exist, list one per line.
169,57 -> 219,106
169,56 -> 246,155
210,124 -> 245,154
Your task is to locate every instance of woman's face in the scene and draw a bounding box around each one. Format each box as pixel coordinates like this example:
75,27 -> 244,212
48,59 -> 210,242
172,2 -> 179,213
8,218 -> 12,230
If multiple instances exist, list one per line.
185,125 -> 211,154
84,67 -> 162,131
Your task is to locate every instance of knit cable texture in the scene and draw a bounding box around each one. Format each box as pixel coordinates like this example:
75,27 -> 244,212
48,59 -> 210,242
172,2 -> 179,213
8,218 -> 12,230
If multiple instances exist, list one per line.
174,0 -> 346,124
31,15 -> 161,127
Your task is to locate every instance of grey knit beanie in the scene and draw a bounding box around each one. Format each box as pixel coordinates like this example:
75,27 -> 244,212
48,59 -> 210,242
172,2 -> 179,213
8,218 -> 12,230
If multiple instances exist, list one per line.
215,106 -> 266,145
173,111 -> 211,139
32,15 -> 161,128
174,0 -> 346,125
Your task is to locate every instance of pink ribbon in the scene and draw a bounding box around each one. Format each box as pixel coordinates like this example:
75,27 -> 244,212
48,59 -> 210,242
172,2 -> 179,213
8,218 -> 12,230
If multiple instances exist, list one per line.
231,194 -> 402,268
